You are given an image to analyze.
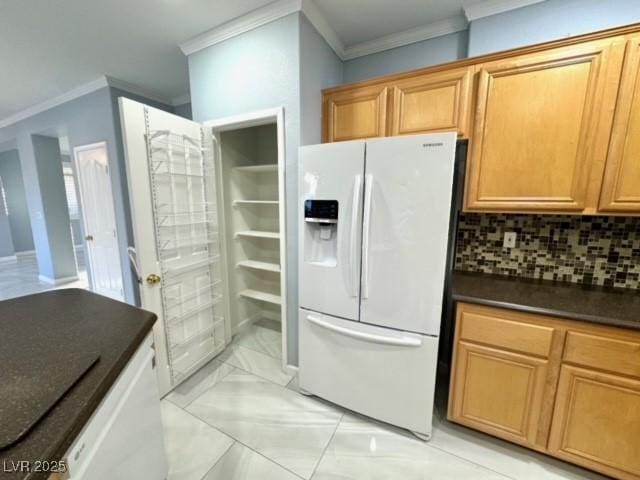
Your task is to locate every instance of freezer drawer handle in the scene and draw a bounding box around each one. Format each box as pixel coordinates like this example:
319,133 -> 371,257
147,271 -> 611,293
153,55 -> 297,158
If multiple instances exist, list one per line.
306,314 -> 422,347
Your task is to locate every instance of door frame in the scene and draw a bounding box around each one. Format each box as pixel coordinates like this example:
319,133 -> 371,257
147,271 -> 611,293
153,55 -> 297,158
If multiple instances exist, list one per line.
204,108 -> 290,372
72,141 -> 124,300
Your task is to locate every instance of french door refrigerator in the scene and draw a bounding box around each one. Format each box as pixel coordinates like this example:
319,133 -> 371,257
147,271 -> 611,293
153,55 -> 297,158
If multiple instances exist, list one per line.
299,132 -> 457,439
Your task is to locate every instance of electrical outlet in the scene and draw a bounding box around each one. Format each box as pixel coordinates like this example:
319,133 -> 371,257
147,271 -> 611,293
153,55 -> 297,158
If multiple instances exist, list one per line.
503,231 -> 517,248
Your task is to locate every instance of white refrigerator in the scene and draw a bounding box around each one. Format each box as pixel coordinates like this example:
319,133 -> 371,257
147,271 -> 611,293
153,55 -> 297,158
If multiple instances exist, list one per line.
298,132 -> 457,439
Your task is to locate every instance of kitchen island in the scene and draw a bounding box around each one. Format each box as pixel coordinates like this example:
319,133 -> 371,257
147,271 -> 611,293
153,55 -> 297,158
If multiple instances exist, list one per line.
0,289 -> 166,480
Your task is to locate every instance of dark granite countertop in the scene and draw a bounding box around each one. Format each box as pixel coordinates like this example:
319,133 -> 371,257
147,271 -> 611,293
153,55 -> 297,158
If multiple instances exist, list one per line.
452,271 -> 640,331
0,289 -> 156,480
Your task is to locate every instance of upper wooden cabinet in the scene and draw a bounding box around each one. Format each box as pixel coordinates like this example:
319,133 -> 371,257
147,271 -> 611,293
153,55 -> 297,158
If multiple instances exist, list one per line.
599,37 -> 640,212
323,67 -> 473,143
323,84 -> 389,142
322,24 -> 640,215
465,39 -> 624,213
390,67 -> 473,138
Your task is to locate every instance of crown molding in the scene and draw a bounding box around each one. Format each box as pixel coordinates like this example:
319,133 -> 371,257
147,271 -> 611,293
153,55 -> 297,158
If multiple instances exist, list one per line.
177,0 -> 546,61
171,94 -> 191,106
463,0 -> 547,21
0,75 -> 178,130
105,76 -> 172,105
342,15 -> 468,60
0,77 -> 109,130
301,0 -> 345,59
180,0 -> 303,56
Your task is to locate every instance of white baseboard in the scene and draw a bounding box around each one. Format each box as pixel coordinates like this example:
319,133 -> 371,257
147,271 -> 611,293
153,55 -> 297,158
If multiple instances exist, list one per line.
0,255 -> 17,264
15,250 -> 36,257
232,312 -> 263,336
38,274 -> 79,285
262,310 -> 282,322
283,364 -> 298,375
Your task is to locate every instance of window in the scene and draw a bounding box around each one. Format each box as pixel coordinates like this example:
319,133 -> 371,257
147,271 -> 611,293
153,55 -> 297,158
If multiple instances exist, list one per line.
63,165 -> 79,219
0,176 -> 8,216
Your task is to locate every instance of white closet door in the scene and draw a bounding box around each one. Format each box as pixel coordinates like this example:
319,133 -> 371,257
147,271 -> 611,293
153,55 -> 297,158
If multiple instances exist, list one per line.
120,98 -> 227,396
74,142 -> 124,300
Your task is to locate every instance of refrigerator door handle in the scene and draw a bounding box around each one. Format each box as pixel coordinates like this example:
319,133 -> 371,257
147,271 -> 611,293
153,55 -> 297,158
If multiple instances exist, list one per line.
349,175 -> 362,297
361,174 -> 373,299
306,314 -> 422,347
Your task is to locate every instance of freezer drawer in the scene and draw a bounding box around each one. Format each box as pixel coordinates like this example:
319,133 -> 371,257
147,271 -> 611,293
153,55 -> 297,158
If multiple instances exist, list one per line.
299,308 -> 439,437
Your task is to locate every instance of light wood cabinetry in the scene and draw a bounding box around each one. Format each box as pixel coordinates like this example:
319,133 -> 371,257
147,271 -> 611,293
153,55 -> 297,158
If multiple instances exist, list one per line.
548,365 -> 640,480
599,36 -> 640,212
465,39 -> 623,213
449,302 -> 640,479
323,85 -> 389,142
450,341 -> 552,447
322,23 -> 640,215
390,67 -> 473,137
449,304 -> 563,450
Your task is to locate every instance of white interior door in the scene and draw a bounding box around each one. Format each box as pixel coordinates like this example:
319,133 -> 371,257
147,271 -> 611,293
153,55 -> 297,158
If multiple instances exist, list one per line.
360,133 -> 457,336
119,97 -> 228,396
74,142 -> 124,300
299,141 -> 364,321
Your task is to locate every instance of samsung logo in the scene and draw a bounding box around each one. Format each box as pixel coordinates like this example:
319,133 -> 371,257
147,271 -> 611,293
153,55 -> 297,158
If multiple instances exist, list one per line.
422,142 -> 444,147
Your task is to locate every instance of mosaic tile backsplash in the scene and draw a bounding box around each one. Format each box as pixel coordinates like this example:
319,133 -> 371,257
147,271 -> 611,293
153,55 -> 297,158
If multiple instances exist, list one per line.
455,213 -> 640,290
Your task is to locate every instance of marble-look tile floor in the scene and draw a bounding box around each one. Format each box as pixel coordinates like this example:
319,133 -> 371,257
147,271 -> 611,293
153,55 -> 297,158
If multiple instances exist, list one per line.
0,251 -> 88,300
161,321 -> 607,480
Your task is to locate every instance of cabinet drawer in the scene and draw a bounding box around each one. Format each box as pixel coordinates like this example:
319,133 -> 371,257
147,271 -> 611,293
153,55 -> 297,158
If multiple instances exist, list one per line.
458,305 -> 555,358
563,331 -> 640,378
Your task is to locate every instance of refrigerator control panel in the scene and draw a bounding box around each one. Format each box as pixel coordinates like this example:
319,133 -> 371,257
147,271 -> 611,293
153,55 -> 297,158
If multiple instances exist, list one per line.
304,200 -> 338,224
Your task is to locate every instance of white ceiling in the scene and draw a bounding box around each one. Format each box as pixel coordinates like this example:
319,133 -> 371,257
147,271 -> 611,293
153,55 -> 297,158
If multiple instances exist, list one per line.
0,0 -> 275,120
0,0 -> 542,124
314,0 -> 466,46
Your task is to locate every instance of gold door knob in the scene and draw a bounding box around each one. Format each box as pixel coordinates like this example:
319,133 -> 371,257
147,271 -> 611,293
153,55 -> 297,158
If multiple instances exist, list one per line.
85,235 -> 94,241
146,273 -> 161,285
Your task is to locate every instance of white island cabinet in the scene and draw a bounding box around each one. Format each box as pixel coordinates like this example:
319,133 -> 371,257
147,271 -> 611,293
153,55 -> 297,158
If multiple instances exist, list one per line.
60,334 -> 167,480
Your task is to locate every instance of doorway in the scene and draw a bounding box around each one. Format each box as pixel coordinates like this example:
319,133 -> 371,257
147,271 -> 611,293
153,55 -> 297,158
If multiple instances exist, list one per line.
206,108 -> 289,372
73,142 -> 124,300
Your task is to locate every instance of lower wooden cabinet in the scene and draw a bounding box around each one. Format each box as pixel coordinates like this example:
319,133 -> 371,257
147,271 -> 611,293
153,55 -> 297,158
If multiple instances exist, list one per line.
449,341 -> 551,448
548,365 -> 640,480
449,302 -> 640,479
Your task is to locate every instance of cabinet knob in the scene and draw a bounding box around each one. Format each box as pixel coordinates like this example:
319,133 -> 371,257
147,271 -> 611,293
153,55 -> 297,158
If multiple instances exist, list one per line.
146,273 -> 161,285
85,235 -> 94,241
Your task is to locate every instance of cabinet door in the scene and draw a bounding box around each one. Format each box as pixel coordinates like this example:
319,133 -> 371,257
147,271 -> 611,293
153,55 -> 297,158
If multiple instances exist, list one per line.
449,341 -> 551,448
324,85 -> 388,142
599,37 -> 640,213
465,39 -> 622,212
548,365 -> 640,480
390,67 -> 472,138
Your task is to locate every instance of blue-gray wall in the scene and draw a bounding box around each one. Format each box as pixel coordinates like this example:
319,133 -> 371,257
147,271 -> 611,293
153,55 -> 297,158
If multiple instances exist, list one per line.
29,134 -> 77,280
173,102 -> 193,119
343,30 -> 469,83
188,11 -> 346,365
0,149 -> 34,253
300,14 -> 343,145
341,0 -> 639,82
468,0 -> 640,56
0,182 -> 15,258
189,12 -> 302,364
0,85 -> 173,301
